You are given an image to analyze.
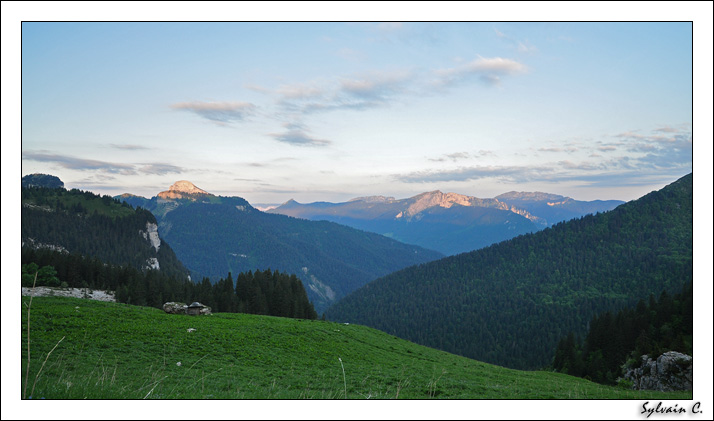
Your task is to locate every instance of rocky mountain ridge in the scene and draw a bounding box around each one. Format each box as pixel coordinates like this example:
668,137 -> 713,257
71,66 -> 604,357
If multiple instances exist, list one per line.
157,180 -> 210,200
270,187 -> 626,255
395,190 -> 544,225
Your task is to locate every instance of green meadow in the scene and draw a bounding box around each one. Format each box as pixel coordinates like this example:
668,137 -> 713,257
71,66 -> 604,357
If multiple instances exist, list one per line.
21,296 -> 692,400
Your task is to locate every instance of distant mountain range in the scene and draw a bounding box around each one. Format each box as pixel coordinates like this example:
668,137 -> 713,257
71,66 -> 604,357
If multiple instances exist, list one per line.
117,181 -> 443,313
326,173 -> 692,370
270,190 -> 623,255
495,191 -> 625,227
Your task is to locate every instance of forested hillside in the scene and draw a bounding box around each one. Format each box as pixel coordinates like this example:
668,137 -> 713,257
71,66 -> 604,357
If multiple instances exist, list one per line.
22,247 -> 192,307
21,185 -> 189,280
327,174 -> 693,370
118,182 -> 443,313
552,281 -> 693,384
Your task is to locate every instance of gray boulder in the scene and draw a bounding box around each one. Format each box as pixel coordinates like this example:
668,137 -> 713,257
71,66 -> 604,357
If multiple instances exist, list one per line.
163,302 -> 188,314
621,351 -> 692,391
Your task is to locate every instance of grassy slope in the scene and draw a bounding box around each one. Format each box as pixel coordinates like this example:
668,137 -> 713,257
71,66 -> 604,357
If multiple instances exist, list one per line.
21,296 -> 691,400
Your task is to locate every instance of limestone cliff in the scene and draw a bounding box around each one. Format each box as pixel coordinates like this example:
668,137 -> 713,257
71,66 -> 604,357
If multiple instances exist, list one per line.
394,190 -> 544,225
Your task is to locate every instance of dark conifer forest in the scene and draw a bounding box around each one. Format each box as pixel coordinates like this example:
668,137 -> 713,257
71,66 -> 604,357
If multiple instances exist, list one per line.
22,248 -> 317,320
21,186 -> 189,281
552,281 -> 693,384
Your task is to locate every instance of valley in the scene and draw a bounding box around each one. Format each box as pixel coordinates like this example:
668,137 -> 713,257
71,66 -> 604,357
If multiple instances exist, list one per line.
116,181 -> 443,313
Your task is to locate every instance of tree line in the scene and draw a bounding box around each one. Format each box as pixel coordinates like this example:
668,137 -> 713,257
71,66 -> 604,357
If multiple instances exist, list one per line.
22,247 -> 317,320
552,281 -> 693,385
195,269 -> 318,319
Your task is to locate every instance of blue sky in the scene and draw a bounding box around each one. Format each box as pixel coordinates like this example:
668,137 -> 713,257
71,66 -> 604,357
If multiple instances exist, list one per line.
16,18 -> 698,205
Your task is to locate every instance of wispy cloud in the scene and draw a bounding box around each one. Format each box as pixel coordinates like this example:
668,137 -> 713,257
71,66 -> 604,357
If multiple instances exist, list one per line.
494,28 -> 538,54
109,143 -> 150,150
23,151 -> 137,175
517,41 -> 538,54
170,101 -> 256,125
276,84 -> 326,100
557,160 -> 602,171
23,151 -> 185,176
184,55 -> 527,150
202,55 -> 527,149
613,127 -> 692,169
445,152 -> 471,161
340,71 -> 410,101
244,84 -> 272,95
596,144 -> 619,152
538,145 -> 579,153
654,125 -> 680,133
428,150 -> 497,163
395,137 -> 691,187
434,56 -> 528,87
137,163 -> 184,175
278,70 -> 414,115
268,123 -> 332,147
429,152 -> 472,162
396,164 -> 554,184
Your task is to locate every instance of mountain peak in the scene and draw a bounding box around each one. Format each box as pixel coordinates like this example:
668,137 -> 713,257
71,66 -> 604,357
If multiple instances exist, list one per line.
279,199 -> 300,207
415,190 -> 444,198
158,180 -> 210,200
169,180 -> 208,194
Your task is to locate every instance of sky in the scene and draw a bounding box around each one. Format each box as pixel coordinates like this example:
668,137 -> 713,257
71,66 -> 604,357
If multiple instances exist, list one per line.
12,11 -> 704,206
